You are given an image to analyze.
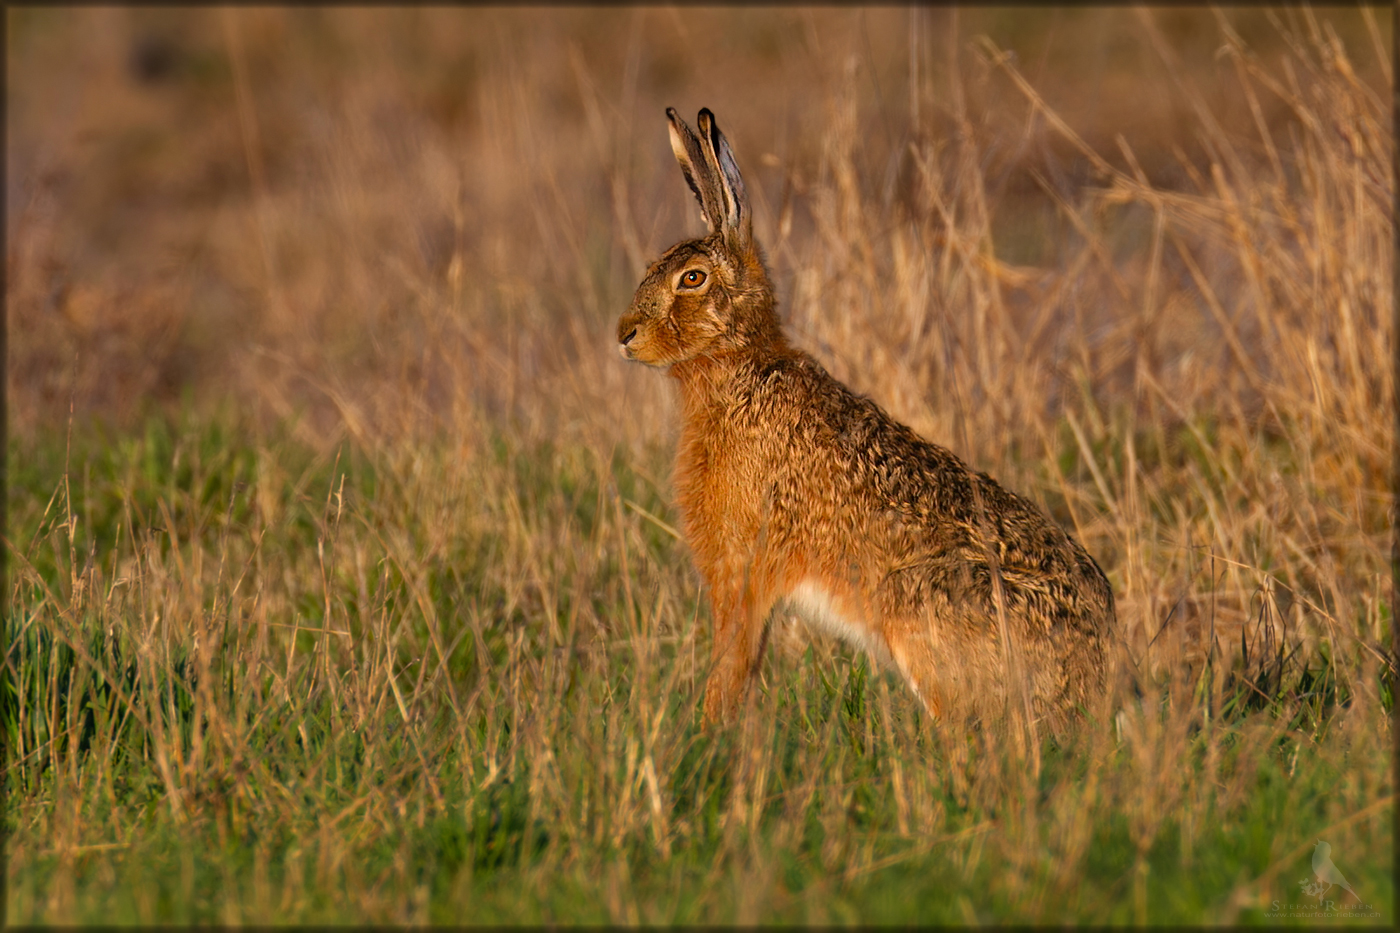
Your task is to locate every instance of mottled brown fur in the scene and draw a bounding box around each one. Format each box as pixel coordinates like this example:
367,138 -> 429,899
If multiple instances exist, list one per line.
618,108 -> 1114,729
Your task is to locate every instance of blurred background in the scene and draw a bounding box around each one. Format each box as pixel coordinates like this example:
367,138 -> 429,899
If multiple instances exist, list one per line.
8,6 -> 1390,452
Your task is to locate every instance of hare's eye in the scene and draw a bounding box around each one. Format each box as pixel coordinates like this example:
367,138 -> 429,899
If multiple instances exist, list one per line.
679,269 -> 707,289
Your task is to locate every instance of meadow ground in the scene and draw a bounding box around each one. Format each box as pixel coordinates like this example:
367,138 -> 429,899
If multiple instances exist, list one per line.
5,7 -> 1394,924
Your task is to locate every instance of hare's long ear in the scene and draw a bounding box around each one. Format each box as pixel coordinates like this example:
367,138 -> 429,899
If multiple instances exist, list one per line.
696,108 -> 752,253
667,107 -> 726,234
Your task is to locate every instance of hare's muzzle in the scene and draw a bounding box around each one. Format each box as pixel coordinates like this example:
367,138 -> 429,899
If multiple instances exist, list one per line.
617,323 -> 639,359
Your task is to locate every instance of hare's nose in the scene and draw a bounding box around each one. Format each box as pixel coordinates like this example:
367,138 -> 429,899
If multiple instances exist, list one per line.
620,326 -> 638,346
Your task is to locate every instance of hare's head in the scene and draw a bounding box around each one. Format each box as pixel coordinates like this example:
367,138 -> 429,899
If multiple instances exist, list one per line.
618,108 -> 780,368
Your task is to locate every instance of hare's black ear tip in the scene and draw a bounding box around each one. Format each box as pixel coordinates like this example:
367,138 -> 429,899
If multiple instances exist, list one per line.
665,106 -> 679,120
698,107 -> 716,125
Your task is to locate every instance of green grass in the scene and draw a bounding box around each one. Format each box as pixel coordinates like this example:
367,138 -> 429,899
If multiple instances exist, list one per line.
5,411 -> 1391,924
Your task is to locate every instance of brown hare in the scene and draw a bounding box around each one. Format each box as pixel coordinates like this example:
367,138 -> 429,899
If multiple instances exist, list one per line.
617,108 -> 1114,730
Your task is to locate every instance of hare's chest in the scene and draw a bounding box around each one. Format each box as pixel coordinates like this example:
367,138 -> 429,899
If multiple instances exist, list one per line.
673,418 -> 773,560
675,426 -> 749,520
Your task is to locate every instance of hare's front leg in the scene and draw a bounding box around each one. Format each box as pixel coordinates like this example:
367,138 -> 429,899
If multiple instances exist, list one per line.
700,583 -> 776,726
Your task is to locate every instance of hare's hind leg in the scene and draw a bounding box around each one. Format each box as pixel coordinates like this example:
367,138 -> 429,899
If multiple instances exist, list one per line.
882,605 -> 1006,726
701,582 -> 779,727
882,622 -> 951,720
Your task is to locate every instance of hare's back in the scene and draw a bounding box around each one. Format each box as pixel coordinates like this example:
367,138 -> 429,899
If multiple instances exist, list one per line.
762,353 -> 1112,635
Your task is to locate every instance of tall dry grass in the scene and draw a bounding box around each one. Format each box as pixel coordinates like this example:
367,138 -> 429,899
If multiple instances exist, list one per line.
4,6 -> 1393,923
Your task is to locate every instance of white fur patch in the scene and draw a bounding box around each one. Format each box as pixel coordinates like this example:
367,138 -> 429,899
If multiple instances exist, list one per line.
784,580 -> 890,663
